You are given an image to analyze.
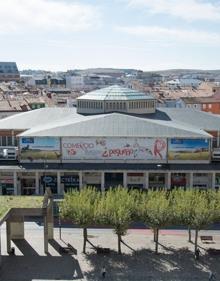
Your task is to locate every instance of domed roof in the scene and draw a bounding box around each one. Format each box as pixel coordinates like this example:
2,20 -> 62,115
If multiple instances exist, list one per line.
77,85 -> 154,101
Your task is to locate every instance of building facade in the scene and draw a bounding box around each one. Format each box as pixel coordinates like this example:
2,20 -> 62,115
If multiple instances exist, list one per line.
0,86 -> 220,196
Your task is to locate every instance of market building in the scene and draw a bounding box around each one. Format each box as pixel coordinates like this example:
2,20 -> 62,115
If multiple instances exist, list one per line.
0,85 -> 220,195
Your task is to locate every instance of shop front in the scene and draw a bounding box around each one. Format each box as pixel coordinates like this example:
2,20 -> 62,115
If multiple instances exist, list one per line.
149,173 -> 165,190
82,172 -> 101,190
20,172 -> 36,195
127,173 -> 145,189
0,172 -> 14,195
62,173 -> 79,192
171,173 -> 187,190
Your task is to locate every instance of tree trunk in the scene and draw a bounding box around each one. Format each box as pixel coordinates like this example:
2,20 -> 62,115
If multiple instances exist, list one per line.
155,228 -> 159,254
188,227 -> 192,242
83,227 -> 87,254
117,234 -> 122,254
153,228 -> 156,242
194,229 -> 198,255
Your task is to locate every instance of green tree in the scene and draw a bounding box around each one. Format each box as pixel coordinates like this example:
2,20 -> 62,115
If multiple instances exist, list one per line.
60,187 -> 100,253
140,190 -> 172,254
190,190 -> 217,254
171,189 -> 195,242
96,187 -> 135,254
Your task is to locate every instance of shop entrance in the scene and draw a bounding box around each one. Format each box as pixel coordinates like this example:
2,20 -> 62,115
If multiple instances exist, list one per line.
171,173 -> 186,190
149,173 -> 165,190
105,173 -> 123,189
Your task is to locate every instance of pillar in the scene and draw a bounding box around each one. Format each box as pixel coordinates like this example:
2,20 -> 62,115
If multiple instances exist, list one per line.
212,172 -> 216,189
6,220 -> 11,254
10,216 -> 24,239
101,172 -> 105,192
144,172 -> 149,189
217,131 -> 220,147
13,171 -> 18,195
0,227 -> 2,268
123,172 -> 127,188
165,172 -> 171,189
79,171 -> 83,190
189,172 -> 193,188
35,172 -> 39,195
47,199 -> 54,240
43,214 -> 48,254
57,171 -> 62,195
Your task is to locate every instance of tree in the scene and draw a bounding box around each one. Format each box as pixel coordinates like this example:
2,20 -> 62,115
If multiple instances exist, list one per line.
96,187 -> 135,254
189,190 -> 217,254
171,189 -> 195,242
140,190 -> 172,254
60,187 -> 100,253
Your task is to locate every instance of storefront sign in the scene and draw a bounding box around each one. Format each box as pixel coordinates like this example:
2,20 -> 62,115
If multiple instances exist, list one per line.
61,176 -> 79,187
62,137 -> 167,161
41,175 -> 79,187
168,138 -> 210,161
41,176 -> 57,187
20,137 -> 60,161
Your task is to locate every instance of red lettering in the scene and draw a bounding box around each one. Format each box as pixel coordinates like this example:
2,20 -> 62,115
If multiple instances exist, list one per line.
102,148 -> 133,158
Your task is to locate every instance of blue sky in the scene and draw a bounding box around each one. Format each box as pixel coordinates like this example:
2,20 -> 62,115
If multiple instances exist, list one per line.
1,0 -> 220,71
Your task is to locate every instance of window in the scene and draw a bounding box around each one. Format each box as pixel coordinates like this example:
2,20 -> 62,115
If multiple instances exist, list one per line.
209,104 -> 212,109
7,136 -> 12,146
2,136 -> 6,146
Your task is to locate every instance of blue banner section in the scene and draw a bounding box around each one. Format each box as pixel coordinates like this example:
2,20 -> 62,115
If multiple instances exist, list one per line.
168,138 -> 209,160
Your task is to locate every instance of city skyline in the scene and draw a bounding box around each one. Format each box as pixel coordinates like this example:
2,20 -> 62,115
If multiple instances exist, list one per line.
1,0 -> 220,71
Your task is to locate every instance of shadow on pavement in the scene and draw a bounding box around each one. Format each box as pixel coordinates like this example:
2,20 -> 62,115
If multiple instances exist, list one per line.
0,239 -> 83,281
84,248 -> 220,281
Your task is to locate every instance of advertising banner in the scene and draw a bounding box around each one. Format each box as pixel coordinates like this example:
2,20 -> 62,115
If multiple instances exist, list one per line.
62,137 -> 167,161
168,139 -> 209,161
20,137 -> 60,161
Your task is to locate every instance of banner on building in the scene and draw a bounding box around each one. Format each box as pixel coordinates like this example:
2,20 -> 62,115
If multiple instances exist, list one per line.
168,139 -> 210,161
62,137 -> 167,160
20,137 -> 60,161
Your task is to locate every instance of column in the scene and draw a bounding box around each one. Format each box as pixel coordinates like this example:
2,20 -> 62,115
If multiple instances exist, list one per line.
43,214 -> 48,254
165,172 -> 171,189
123,172 -> 127,188
57,171 -> 62,195
217,131 -> 220,147
0,227 -> 2,268
79,171 -> 83,190
189,172 -> 193,188
10,216 -> 24,239
35,172 -> 39,195
144,172 -> 149,189
101,172 -> 105,192
13,171 -> 18,195
6,220 -> 11,254
212,172 -> 216,189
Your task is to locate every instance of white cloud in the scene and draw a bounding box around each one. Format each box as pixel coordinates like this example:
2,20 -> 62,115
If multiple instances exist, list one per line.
117,25 -> 220,45
0,0 -> 100,34
125,0 -> 220,21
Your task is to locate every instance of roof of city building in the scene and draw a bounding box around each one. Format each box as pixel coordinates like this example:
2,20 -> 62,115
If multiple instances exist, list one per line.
77,85 -> 154,101
19,112 -> 210,138
0,106 -> 220,133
